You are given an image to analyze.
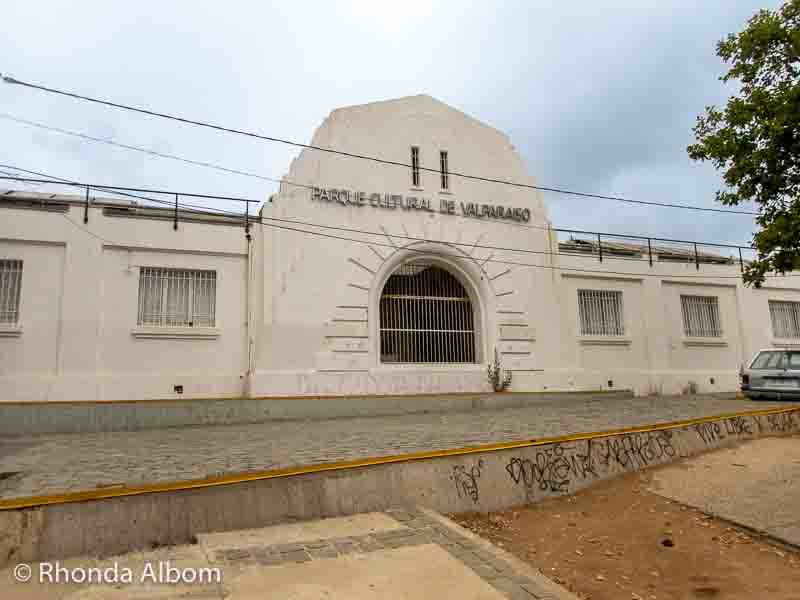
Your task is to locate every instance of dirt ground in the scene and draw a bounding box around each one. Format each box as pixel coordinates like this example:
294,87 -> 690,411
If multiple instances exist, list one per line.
453,468 -> 800,600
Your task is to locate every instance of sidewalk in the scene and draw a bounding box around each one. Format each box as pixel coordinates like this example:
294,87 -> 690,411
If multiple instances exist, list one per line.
1,508 -> 578,600
0,394 -> 787,502
650,435 -> 800,548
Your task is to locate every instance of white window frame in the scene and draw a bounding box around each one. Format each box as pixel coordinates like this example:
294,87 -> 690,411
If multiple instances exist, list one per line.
0,259 -> 23,331
680,294 -> 722,338
136,267 -> 217,329
577,289 -> 625,337
769,300 -> 800,338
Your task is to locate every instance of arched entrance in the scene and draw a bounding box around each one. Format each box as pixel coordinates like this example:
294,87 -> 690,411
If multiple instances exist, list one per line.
379,260 -> 477,364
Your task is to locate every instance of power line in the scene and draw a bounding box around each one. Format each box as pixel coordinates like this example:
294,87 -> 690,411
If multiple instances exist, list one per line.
2,111 -> 718,242
60,212 -> 118,244
0,113 -> 761,248
0,173 -> 755,252
0,73 -> 759,216
146,194 -> 761,280
0,164 -> 187,209
1,164 -> 766,280
0,113 -> 551,235
0,113 -> 284,186
0,165 -> 752,278
0,165 -> 644,264
0,174 -> 259,204
256,216 -> 772,280
0,171 -> 754,263
0,168 -> 757,274
0,163 -> 747,265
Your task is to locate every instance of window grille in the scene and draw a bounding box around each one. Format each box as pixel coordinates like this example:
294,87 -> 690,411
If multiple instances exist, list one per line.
137,267 -> 216,327
769,300 -> 800,338
440,150 -> 449,190
411,146 -> 421,187
379,262 -> 475,363
577,289 -> 624,336
0,259 -> 22,324
680,295 -> 722,337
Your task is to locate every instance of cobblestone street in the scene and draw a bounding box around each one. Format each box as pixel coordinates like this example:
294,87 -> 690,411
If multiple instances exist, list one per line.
0,394 -> 788,501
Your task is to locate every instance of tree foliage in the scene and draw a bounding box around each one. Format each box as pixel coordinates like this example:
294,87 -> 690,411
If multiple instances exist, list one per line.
688,0 -> 800,286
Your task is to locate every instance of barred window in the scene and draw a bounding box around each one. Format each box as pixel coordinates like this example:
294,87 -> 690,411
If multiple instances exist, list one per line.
137,267 -> 216,327
0,259 -> 23,325
681,295 -> 722,337
379,262 -> 476,363
440,150 -> 449,190
411,146 -> 420,187
578,289 -> 624,336
769,300 -> 800,338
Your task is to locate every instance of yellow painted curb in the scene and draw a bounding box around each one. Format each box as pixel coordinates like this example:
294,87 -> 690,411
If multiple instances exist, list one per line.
0,404 -> 796,512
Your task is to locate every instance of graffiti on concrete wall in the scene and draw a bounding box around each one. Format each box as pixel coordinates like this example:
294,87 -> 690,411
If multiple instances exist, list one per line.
450,410 -> 800,505
766,412 -> 796,433
725,416 -> 754,436
451,459 -> 484,503
593,430 -> 676,469
692,413 -> 798,446
693,417 -> 752,445
503,430 -> 678,496
505,443 -> 596,493
694,421 -> 724,444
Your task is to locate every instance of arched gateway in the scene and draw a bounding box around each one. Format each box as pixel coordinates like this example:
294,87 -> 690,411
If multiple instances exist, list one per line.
379,261 -> 477,364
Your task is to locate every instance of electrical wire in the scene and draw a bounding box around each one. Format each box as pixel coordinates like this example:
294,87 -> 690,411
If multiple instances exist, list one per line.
0,171 -> 754,253
60,212 -> 118,244
0,112 -> 763,245
0,111 -> 762,248
116,190 -> 757,280
0,113 -> 284,186
256,215 -> 774,280
0,73 -> 759,216
0,164 -> 188,208
0,174 -> 258,204
0,165 -> 753,269
5,163 -> 780,280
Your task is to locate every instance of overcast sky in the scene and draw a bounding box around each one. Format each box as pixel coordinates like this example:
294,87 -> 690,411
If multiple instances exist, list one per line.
2,1 -> 779,253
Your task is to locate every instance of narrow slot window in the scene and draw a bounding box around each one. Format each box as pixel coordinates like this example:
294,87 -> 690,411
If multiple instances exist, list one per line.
411,146 -> 420,187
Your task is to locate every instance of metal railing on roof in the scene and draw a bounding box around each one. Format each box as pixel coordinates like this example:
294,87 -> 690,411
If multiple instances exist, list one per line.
555,228 -> 751,272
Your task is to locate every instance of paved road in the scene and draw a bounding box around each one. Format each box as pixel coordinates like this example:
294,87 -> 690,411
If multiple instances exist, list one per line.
0,394 -> 789,501
651,435 -> 800,547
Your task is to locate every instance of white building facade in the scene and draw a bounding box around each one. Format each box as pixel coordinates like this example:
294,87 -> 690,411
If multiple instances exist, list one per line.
3,95 -> 800,404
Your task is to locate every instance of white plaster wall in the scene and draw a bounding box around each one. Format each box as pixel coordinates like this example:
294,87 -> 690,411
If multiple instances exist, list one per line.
98,248 -> 248,400
0,203 -> 250,402
250,95 -> 551,396
544,252 -> 800,396
741,284 -> 800,359
0,239 -> 65,401
250,94 -> 800,398
5,95 -> 800,402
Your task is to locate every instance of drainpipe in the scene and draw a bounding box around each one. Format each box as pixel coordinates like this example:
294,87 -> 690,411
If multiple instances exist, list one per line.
244,215 -> 256,397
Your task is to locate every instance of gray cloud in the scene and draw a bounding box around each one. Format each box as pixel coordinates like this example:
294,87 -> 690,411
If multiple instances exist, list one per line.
2,0 -> 778,248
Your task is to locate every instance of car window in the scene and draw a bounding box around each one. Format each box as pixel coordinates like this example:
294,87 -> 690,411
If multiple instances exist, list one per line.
786,352 -> 800,369
751,351 -> 784,369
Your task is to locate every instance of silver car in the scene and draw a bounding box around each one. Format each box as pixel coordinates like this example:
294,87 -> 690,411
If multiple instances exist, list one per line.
741,349 -> 800,400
